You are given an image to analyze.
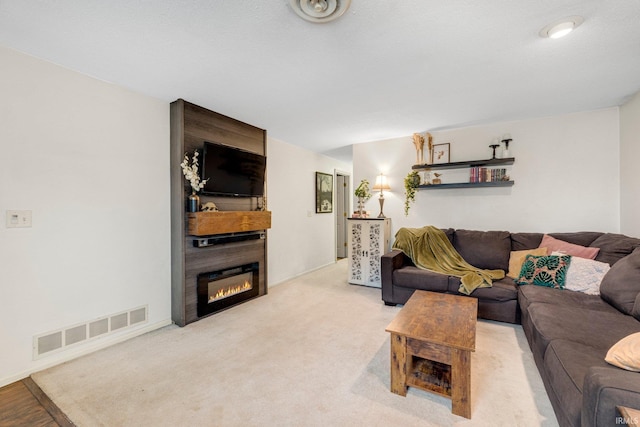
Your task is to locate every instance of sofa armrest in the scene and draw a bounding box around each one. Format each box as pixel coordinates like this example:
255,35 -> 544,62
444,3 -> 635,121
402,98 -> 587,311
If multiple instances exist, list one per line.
381,250 -> 407,304
382,249 -> 406,269
582,366 -> 640,427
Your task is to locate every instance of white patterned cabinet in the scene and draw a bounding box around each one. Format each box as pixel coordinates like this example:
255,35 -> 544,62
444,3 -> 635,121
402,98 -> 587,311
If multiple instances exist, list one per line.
347,218 -> 392,288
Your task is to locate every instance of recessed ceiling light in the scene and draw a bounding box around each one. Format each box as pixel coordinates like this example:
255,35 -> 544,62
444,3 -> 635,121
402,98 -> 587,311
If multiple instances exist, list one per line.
539,16 -> 584,39
289,0 -> 351,23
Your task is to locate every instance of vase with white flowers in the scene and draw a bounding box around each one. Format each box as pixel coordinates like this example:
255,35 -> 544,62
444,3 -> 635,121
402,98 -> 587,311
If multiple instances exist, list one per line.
180,150 -> 209,212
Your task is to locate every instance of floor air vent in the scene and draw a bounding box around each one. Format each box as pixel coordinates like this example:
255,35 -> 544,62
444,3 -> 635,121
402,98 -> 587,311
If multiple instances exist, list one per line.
33,305 -> 148,359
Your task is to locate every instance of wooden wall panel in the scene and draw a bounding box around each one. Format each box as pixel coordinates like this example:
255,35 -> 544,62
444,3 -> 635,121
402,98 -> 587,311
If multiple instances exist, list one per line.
183,102 -> 265,155
170,99 -> 268,326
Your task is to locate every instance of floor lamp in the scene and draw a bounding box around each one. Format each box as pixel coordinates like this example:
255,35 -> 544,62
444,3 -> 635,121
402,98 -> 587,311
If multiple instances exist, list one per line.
373,173 -> 391,218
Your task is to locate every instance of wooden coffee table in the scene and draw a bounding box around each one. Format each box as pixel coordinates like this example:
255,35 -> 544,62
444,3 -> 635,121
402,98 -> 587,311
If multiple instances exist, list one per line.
385,290 -> 478,418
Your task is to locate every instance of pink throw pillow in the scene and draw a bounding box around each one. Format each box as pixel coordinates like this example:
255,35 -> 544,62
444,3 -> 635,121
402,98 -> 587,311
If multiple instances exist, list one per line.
539,234 -> 599,259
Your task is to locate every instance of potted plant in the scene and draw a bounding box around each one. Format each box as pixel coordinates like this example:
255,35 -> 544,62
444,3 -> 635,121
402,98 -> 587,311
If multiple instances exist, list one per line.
404,170 -> 420,216
354,179 -> 372,217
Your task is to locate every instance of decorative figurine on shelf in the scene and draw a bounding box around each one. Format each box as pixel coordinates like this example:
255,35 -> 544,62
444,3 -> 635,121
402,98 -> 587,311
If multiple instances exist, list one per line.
180,149 -> 209,212
489,143 -> 500,159
201,202 -> 218,212
354,179 -> 372,217
501,134 -> 512,158
432,173 -> 442,185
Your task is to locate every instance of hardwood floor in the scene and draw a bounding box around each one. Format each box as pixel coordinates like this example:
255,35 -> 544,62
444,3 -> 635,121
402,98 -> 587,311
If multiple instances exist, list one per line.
0,378 -> 74,427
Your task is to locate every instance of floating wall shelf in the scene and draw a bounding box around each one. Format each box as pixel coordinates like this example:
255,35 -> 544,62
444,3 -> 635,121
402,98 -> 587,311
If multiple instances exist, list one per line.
412,157 -> 515,190
412,157 -> 515,171
418,181 -> 514,190
187,211 -> 272,236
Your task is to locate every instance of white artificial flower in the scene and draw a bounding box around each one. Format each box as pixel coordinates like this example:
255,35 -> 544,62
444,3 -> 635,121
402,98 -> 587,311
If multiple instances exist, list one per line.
180,150 -> 208,194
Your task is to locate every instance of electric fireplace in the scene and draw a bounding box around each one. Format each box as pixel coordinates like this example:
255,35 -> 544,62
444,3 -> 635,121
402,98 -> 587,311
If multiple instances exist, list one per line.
197,262 -> 260,317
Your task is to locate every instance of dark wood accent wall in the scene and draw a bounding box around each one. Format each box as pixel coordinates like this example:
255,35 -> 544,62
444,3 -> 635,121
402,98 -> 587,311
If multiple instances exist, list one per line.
170,99 -> 268,326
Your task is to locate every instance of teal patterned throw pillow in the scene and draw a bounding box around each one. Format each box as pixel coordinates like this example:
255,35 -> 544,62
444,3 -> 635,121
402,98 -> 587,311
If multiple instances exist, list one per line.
516,254 -> 571,289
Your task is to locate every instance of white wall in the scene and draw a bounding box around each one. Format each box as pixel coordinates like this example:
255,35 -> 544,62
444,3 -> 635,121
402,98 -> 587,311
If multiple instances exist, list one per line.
353,108 -> 621,236
620,90 -> 640,237
0,46 -> 353,385
0,46 -> 172,386
266,137 -> 351,285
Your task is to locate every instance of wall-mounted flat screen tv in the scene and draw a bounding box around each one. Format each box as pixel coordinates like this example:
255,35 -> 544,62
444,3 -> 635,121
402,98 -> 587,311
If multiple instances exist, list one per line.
201,142 -> 266,197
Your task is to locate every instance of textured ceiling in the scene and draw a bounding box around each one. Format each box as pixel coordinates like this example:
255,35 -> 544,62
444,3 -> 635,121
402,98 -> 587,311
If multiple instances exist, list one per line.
1,1 -> 639,158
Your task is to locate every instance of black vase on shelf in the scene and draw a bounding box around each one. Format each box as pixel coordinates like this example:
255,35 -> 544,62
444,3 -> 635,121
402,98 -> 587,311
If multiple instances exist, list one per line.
187,193 -> 200,213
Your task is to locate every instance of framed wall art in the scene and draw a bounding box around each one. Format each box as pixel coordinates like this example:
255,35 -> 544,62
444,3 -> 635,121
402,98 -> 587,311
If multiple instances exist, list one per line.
315,172 -> 333,213
432,143 -> 450,164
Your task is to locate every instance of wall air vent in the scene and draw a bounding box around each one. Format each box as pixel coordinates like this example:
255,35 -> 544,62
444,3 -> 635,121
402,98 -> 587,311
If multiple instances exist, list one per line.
33,305 -> 148,359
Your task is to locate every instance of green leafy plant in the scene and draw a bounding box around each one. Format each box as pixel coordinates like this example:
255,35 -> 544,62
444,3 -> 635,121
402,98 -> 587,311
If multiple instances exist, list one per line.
404,171 -> 421,216
354,179 -> 372,200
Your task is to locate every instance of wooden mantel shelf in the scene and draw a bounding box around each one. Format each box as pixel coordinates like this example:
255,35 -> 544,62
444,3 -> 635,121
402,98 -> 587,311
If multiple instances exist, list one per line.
187,211 -> 272,236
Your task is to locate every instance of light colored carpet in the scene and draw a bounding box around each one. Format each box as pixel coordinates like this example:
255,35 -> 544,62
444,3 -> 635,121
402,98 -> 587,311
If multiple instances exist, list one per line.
33,260 -> 558,426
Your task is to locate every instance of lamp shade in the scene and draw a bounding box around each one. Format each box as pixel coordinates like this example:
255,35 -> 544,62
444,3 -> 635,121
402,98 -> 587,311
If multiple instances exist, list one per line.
373,174 -> 391,191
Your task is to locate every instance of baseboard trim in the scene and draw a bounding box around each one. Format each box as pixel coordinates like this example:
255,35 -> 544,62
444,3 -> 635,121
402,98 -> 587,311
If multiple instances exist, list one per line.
268,260 -> 340,287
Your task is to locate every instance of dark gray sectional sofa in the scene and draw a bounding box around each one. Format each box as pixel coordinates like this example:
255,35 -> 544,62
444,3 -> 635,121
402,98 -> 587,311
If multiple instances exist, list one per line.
381,229 -> 640,426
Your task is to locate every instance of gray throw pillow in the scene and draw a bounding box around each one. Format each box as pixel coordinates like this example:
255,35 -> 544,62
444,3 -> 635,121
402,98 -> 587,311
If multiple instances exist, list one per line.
600,247 -> 640,318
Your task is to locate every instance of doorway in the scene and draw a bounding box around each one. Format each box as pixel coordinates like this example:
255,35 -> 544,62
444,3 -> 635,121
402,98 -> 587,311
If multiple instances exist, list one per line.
335,172 -> 350,259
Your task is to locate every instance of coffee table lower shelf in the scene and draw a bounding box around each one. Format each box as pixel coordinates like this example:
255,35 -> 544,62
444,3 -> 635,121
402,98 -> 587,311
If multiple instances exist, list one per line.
407,358 -> 452,398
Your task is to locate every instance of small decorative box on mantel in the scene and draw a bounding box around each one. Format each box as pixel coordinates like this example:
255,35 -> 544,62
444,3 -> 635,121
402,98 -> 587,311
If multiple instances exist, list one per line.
187,211 -> 272,236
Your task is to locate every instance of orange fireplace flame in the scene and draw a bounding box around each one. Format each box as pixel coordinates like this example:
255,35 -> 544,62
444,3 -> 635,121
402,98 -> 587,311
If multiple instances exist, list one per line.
209,280 -> 252,303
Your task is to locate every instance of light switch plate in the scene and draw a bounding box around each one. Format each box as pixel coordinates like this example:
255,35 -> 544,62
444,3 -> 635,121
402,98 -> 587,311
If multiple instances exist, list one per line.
6,210 -> 32,228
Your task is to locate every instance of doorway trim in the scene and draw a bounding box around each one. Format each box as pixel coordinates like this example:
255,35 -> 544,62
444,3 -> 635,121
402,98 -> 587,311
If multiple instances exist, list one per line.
335,170 -> 351,259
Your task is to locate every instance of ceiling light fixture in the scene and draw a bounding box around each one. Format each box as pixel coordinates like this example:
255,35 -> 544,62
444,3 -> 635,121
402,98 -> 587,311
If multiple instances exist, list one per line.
539,16 -> 584,39
289,0 -> 351,23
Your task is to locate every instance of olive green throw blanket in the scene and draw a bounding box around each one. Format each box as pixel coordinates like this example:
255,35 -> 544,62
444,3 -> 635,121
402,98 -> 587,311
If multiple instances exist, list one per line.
392,226 -> 505,295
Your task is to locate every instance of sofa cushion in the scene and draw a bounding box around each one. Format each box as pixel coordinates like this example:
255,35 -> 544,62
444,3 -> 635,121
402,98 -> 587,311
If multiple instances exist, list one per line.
511,231 -> 604,252
600,248 -> 640,317
516,254 -> 571,289
548,232 -> 603,248
590,233 -> 640,266
442,228 -> 455,244
511,232 -> 544,251
392,266 -> 449,292
507,248 -> 548,278
525,302 -> 640,359
453,229 -> 511,271
518,285 -> 619,316
544,340 -> 609,427
539,234 -> 599,259
605,332 -> 640,372
448,276 -> 518,301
